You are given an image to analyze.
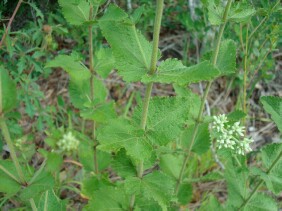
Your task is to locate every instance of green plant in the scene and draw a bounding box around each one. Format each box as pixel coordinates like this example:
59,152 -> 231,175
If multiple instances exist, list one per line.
0,0 -> 281,210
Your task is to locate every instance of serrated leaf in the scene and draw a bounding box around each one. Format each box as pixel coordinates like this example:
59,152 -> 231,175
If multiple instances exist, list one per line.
85,186 -> 128,211
0,66 -> 17,113
207,0 -> 224,25
216,39 -> 236,75
260,96 -> 282,132
69,76 -> 107,109
259,143 -> 282,195
0,160 -> 21,194
125,172 -> 175,210
225,165 -> 249,208
99,4 -> 153,82
111,149 -> 136,178
142,59 -> 220,85
45,55 -> 90,81
133,97 -> 191,146
181,123 -> 210,155
58,0 -> 90,25
38,190 -> 66,211
20,171 -> 54,202
80,101 -> 116,123
94,48 -> 115,78
131,5 -> 145,24
97,118 -> 152,161
243,193 -> 277,211
228,3 -> 256,23
159,154 -> 183,179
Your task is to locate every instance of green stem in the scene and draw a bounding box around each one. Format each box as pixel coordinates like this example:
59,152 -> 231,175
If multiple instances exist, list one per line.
130,1 -> 164,210
88,4 -> 99,175
175,0 -> 233,194
0,117 -> 26,184
29,198 -> 38,211
238,150 -> 282,210
242,24 -> 249,126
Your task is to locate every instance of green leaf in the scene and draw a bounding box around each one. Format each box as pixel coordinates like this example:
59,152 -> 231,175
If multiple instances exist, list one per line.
38,190 -> 66,211
243,193 -> 277,211
133,97 -> 191,146
58,0 -> 90,25
99,4 -> 153,82
125,172 -> 175,210
227,110 -> 246,122
200,195 -> 223,211
228,2 -> 256,23
94,47 -> 115,78
0,66 -> 17,113
181,123 -> 211,155
142,59 -> 220,85
85,185 -> 128,211
260,96 -> 282,132
46,152 -> 63,173
0,160 -> 21,195
225,165 -> 249,208
111,149 -> 136,178
177,183 -> 193,205
69,76 -> 107,109
20,171 -> 54,202
207,0 -> 224,25
216,40 -> 236,76
77,133 -> 94,172
45,55 -> 90,81
159,154 -> 183,179
80,101 -> 116,123
97,118 -> 152,161
259,143 -> 282,195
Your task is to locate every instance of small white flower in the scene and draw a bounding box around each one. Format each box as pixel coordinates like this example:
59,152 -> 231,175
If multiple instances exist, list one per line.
57,131 -> 79,152
210,114 -> 254,155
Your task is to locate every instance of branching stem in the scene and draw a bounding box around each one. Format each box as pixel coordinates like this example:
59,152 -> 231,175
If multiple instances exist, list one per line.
175,0 -> 233,194
238,150 -> 282,210
0,117 -> 26,184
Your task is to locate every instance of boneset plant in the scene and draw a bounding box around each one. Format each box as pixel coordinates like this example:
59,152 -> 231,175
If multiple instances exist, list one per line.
0,0 -> 281,210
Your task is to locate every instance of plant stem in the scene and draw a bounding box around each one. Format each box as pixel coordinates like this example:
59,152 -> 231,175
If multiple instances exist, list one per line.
238,150 -> 282,210
0,0 -> 23,48
29,198 -> 38,211
88,4 -> 99,175
175,0 -> 233,194
242,24 -> 248,126
0,117 -> 26,184
129,1 -> 164,210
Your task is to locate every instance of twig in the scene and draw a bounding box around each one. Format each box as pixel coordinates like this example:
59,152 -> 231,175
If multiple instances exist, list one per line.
0,0 -> 23,48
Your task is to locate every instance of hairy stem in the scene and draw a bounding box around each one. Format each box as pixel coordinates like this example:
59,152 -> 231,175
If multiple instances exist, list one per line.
88,4 -> 99,174
130,1 -> 164,210
238,150 -> 282,210
0,117 -> 26,184
242,25 -> 249,126
175,0 -> 233,194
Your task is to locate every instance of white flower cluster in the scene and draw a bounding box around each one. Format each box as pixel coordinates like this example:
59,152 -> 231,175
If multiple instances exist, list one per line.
57,132 -> 79,152
211,114 -> 253,155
